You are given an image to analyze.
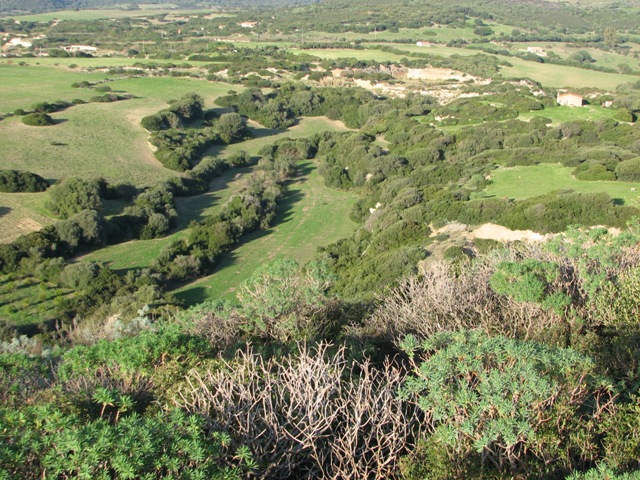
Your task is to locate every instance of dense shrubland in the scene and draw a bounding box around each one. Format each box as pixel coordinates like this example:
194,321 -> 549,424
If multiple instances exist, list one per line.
141,93 -> 249,171
5,225 -> 640,478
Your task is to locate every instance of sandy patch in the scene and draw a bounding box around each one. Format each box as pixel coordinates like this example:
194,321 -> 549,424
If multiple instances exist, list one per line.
430,221 -> 547,243
471,223 -> 546,242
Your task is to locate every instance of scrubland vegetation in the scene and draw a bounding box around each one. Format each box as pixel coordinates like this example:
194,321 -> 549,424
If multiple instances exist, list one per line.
3,0 -> 640,477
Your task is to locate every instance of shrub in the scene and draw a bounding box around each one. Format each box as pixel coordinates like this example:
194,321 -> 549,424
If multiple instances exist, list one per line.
399,330 -> 613,478
0,407 -> 242,480
46,178 -> 102,219
0,170 -> 49,193
616,157 -> 640,182
21,113 -> 54,126
177,342 -> 419,479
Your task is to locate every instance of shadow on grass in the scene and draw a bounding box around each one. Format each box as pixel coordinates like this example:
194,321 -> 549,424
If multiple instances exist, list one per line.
288,161 -> 315,185
15,318 -> 56,336
174,285 -> 212,305
0,206 -> 11,218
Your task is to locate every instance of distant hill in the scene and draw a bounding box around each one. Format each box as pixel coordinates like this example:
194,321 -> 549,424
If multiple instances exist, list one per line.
0,0 -> 318,16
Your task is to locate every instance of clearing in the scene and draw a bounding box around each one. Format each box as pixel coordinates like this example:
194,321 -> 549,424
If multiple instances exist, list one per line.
484,163 -> 640,206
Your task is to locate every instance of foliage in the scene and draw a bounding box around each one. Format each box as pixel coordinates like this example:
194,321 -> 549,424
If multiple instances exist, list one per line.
0,407 -> 243,480
0,170 -> 49,193
21,112 -> 54,126
46,178 -> 102,219
196,259 -> 335,344
399,330 -> 613,478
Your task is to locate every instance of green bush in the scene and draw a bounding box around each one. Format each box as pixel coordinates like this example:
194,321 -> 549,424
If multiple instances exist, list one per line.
616,157 -> 640,182
399,330 -> 613,478
46,178 -> 102,219
21,113 -> 54,126
0,170 -> 49,193
0,407 -> 244,480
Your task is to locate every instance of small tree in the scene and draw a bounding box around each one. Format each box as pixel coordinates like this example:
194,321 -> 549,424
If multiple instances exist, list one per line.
22,113 -> 54,126
46,178 -> 102,219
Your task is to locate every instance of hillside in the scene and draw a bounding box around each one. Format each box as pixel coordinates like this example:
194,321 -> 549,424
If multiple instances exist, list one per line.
2,0 -> 640,477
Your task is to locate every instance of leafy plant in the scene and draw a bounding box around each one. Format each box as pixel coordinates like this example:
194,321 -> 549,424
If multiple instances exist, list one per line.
399,330 -> 613,478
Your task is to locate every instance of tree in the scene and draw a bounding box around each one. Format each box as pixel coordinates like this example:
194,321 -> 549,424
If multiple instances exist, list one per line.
217,112 -> 247,143
604,27 -> 618,48
570,50 -> 595,64
46,178 -> 102,219
0,170 -> 48,193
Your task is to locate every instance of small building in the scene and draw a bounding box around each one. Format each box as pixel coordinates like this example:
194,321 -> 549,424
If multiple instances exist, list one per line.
62,45 -> 97,53
239,21 -> 258,28
557,92 -> 583,107
416,41 -> 432,47
527,46 -> 547,57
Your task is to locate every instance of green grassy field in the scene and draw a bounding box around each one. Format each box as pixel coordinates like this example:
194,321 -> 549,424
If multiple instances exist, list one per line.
210,116 -> 352,158
369,43 -> 637,89
374,42 -> 635,89
0,64 -> 109,112
507,42 -> 639,73
518,105 -> 620,124
484,163 -> 640,206
498,56 -> 638,89
0,69 -> 238,185
81,158 -> 358,306
0,66 -> 240,243
290,48 -> 408,63
9,57 -> 216,70
78,166 -> 254,271
173,160 -> 358,304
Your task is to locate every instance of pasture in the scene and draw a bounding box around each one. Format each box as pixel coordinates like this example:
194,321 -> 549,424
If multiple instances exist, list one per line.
0,64 -> 109,112
0,65 -> 239,242
484,163 -> 640,207
366,43 -> 637,89
507,42 -> 639,73
296,43 -> 638,90
518,105 -> 620,124
0,273 -> 73,331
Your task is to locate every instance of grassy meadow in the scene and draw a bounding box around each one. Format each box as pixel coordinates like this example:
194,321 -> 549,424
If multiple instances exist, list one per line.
299,42 -> 638,90
518,105 -> 620,124
0,273 -> 74,331
377,43 -> 638,89
484,163 -> 640,206
0,64 -> 109,112
0,64 -> 239,243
